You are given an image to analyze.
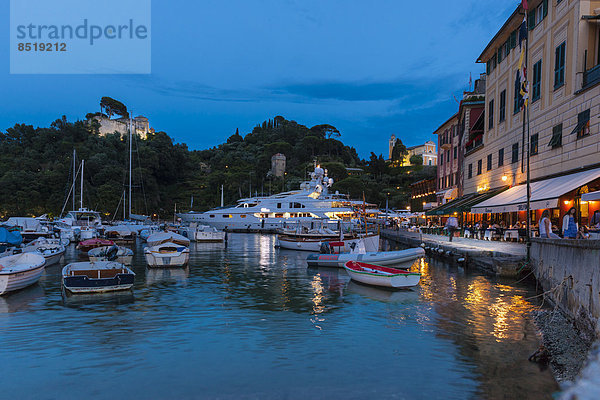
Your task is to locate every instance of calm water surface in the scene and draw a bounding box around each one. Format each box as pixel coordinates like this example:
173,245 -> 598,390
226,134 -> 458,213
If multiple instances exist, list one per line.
0,234 -> 559,399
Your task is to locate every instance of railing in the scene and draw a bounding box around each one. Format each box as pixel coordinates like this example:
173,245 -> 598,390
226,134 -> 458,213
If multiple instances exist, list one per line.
465,135 -> 483,154
583,64 -> 600,90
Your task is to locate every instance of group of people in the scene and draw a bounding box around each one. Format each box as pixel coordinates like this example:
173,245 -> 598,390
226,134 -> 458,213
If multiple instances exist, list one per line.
539,208 -> 600,240
441,208 -> 600,242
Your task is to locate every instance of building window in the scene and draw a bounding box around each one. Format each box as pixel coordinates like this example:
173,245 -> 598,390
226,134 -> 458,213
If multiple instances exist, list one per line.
488,99 -> 494,129
530,133 -> 539,155
512,143 -> 519,163
497,46 -> 503,64
468,163 -> 473,179
532,59 -> 542,101
554,42 -> 566,89
573,109 -> 591,138
536,1 -> 547,24
440,154 -> 443,165
549,123 -> 563,148
499,90 -> 506,122
447,150 -> 450,162
498,148 -> 504,167
510,31 -> 517,49
477,159 -> 482,175
453,146 -> 457,159
487,154 -> 492,171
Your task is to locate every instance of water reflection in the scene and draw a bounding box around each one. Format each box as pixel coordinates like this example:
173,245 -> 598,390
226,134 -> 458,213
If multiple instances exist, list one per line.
145,267 -> 190,286
0,234 -> 558,400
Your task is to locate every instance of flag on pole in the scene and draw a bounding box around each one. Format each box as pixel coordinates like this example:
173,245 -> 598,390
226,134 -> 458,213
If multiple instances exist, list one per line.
521,0 -> 528,11
518,17 -> 527,48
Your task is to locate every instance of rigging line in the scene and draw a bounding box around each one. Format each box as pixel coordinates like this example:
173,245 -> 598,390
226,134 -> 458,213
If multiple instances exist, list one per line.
59,162 -> 82,218
112,190 -> 124,222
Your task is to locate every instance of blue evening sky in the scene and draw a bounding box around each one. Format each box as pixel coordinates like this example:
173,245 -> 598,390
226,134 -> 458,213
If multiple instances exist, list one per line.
1,0 -> 517,158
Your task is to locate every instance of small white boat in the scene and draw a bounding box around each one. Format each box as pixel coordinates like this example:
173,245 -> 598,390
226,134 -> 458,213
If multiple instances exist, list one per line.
88,245 -> 134,265
0,253 -> 46,295
277,233 -> 379,252
178,224 -> 225,242
146,231 -> 190,247
62,261 -> 135,293
307,247 -> 425,268
22,237 -> 66,267
104,225 -> 137,243
344,261 -> 421,288
144,242 -> 190,267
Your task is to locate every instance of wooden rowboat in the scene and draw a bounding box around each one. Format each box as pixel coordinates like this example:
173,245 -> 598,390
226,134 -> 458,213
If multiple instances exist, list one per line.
343,261 -> 421,288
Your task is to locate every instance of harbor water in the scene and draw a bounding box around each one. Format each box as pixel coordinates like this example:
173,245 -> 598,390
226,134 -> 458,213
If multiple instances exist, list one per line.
0,234 -> 559,399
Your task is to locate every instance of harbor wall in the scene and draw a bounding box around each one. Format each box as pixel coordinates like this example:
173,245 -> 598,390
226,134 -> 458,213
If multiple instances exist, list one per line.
381,229 -> 525,277
530,238 -> 600,341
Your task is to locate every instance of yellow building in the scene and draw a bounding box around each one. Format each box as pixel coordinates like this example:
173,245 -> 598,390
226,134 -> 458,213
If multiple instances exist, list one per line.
463,0 -> 600,223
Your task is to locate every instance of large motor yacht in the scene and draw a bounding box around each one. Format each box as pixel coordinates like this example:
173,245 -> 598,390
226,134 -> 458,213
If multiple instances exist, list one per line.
178,166 -> 362,232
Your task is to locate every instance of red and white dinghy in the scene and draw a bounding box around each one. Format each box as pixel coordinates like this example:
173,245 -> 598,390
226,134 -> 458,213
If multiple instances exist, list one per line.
344,261 -> 421,288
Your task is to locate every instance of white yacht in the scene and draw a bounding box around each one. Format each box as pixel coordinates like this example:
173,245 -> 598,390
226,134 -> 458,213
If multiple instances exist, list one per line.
178,166 -> 362,232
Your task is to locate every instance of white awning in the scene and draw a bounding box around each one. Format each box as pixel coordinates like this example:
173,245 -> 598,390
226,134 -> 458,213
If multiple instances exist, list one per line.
582,190 -> 600,202
471,167 -> 600,214
444,187 -> 458,199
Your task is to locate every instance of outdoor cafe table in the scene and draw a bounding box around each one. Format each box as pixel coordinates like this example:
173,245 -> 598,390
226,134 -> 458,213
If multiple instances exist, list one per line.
504,229 -> 519,241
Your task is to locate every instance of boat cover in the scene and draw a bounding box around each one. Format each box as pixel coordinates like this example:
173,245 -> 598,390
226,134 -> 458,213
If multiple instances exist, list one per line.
0,227 -> 23,246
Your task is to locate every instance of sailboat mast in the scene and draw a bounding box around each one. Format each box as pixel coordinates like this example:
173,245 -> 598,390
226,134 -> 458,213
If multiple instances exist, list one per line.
80,159 -> 84,209
128,117 -> 133,220
221,184 -> 224,207
72,149 -> 76,211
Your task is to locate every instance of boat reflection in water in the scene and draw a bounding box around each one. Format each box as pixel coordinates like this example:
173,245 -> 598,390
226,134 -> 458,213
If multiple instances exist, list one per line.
145,266 -> 190,286
0,284 -> 45,313
346,280 -> 420,303
62,289 -> 135,308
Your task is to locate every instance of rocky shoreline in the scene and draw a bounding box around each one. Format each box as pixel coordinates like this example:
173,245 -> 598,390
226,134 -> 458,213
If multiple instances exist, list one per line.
532,309 -> 592,384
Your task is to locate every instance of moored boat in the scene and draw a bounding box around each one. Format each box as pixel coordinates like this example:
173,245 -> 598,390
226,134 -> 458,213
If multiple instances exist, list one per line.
77,238 -> 114,252
277,233 -> 379,252
62,261 -> 135,293
307,247 -> 425,268
343,261 -> 421,288
0,253 -> 46,295
146,231 -> 190,247
178,224 -> 225,242
144,242 -> 190,267
88,245 -> 134,265
22,237 -> 66,267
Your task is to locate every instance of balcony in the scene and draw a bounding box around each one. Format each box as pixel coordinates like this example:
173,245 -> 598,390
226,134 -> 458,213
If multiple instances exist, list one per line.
465,134 -> 483,155
583,64 -> 600,91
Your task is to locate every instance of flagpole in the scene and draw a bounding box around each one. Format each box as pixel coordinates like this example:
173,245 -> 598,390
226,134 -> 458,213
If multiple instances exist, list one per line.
523,5 -> 532,264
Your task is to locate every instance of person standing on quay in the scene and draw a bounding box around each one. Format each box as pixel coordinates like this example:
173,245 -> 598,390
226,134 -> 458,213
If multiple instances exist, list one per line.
562,207 -> 578,239
539,210 -> 560,239
445,216 -> 459,242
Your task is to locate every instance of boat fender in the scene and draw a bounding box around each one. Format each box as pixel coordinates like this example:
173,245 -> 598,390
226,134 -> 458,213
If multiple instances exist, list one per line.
457,257 -> 465,263
420,243 -> 425,248
445,251 -> 451,257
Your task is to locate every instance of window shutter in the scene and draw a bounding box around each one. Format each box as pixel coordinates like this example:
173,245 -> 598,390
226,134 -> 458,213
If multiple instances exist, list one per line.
543,0 -> 548,18
528,11 -> 536,30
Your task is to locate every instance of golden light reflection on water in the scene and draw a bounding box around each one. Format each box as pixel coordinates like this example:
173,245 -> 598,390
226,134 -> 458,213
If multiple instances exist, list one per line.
310,274 -> 325,330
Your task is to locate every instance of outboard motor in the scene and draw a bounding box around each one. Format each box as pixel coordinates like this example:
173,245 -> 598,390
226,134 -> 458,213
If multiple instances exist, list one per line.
106,245 -> 119,261
319,242 -> 331,254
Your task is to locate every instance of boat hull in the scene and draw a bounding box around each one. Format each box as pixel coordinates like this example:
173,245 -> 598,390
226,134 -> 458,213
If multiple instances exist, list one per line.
277,234 -> 379,252
62,262 -> 135,293
307,248 -> 425,268
344,261 -> 421,288
144,249 -> 189,268
0,254 -> 46,295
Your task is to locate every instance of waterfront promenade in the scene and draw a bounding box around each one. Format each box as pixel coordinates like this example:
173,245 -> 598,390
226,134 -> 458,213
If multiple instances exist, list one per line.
381,228 -> 527,276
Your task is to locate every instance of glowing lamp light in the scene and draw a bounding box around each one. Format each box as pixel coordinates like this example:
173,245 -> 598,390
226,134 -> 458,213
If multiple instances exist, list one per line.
422,202 -> 426,206
501,175 -> 508,182
563,200 -> 570,205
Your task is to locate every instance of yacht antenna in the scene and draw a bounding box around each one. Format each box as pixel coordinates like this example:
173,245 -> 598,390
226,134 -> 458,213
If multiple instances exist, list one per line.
72,149 -> 76,211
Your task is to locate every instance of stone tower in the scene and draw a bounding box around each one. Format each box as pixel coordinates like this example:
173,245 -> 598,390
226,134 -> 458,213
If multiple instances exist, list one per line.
271,153 -> 286,177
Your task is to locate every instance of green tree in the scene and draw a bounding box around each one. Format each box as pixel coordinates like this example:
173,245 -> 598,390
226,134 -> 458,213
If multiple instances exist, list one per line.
391,140 -> 408,166
100,97 -> 129,119
409,154 -> 423,165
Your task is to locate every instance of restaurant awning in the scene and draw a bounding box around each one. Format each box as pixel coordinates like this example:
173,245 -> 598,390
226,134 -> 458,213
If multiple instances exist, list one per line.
425,187 -> 508,216
582,190 -> 600,202
471,167 -> 600,214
